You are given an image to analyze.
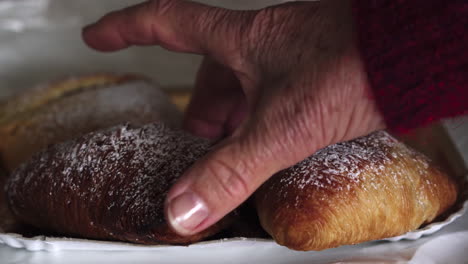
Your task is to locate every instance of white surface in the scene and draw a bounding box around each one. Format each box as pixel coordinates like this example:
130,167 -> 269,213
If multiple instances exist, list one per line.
1,191 -> 466,253
409,231 -> 468,264
445,116 -> 468,166
0,215 -> 467,264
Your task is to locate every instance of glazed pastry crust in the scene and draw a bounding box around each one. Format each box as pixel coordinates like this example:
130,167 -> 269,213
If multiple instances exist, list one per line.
255,131 -> 458,251
6,123 -> 232,244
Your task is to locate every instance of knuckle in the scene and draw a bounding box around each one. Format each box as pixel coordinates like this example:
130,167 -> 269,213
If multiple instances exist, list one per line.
205,156 -> 251,202
201,9 -> 254,72
148,0 -> 178,14
126,9 -> 153,40
144,0 -> 191,50
149,0 -> 252,71
248,6 -> 292,58
247,3 -> 320,72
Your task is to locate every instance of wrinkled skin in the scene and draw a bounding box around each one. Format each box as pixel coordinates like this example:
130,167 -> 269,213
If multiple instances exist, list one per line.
83,0 -> 385,236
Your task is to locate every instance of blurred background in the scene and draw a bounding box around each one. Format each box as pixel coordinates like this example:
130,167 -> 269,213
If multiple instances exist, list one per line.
0,0 -> 284,100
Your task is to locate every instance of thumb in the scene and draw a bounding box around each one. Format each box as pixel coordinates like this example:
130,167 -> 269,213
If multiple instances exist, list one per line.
82,0 -> 255,67
164,136 -> 280,236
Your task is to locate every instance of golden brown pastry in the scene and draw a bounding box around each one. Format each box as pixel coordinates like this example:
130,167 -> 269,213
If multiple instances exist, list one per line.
255,131 -> 458,251
0,74 -> 182,172
6,123 -> 233,244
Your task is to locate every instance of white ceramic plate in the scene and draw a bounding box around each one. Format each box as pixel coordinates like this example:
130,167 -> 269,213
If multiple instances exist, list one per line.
1,183 -> 466,251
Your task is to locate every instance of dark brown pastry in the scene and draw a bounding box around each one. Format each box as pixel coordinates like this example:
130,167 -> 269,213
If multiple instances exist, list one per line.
0,74 -> 182,172
0,165 -> 19,232
6,123 -> 233,244
255,131 -> 458,251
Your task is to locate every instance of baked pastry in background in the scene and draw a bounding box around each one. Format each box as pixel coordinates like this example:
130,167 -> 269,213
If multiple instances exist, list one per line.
0,74 -> 182,172
255,131 -> 458,251
6,123 -> 233,244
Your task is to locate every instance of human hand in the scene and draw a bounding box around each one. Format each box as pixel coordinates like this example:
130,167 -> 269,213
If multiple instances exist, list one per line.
83,0 -> 385,236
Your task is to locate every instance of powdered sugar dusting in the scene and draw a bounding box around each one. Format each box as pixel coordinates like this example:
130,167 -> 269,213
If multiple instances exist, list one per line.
271,131 -> 400,206
7,123 -> 210,239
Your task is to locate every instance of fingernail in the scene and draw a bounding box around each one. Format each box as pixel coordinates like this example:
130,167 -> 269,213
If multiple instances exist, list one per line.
167,192 -> 209,235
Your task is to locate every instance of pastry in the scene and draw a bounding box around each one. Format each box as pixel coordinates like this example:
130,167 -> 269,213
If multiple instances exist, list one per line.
6,123 -> 233,244
0,165 -> 18,232
254,131 -> 458,251
0,74 -> 182,172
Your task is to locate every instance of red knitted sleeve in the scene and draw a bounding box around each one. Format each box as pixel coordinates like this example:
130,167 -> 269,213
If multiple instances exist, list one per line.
352,0 -> 468,133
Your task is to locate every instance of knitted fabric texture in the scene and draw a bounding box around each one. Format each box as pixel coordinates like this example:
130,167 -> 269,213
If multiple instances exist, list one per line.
352,0 -> 468,133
